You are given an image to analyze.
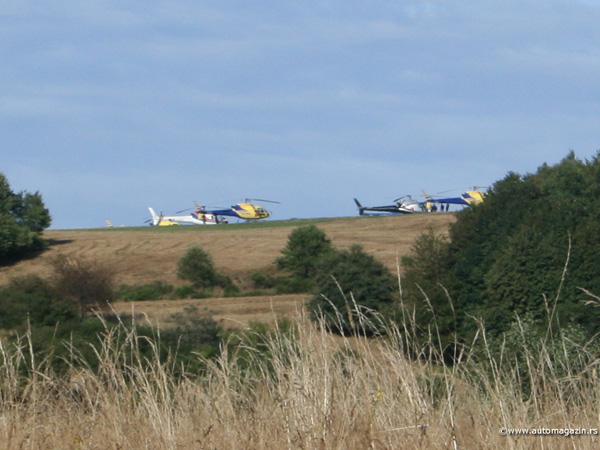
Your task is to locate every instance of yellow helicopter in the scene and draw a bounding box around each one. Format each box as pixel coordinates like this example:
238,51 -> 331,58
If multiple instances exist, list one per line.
194,199 -> 279,221
422,188 -> 486,207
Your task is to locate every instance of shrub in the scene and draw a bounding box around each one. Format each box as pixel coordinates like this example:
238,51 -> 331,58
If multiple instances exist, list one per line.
166,305 -> 223,359
132,305 -> 224,373
307,245 -> 398,335
400,228 -> 457,353
274,275 -> 313,294
251,271 -> 312,294
177,246 -> 219,288
176,246 -> 234,291
0,275 -> 78,329
50,255 -> 116,319
222,282 -> 240,296
251,271 -> 277,289
115,281 -> 175,301
276,225 -> 334,279
173,285 -> 202,299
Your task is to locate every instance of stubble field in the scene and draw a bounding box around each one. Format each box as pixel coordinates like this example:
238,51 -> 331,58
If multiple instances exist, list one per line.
0,214 -> 455,327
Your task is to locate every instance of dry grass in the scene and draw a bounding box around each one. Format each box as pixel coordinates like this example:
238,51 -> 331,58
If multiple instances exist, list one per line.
0,309 -> 599,449
111,294 -> 308,330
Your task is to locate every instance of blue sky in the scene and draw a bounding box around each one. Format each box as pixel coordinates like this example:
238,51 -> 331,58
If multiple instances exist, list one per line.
2,1 -> 600,229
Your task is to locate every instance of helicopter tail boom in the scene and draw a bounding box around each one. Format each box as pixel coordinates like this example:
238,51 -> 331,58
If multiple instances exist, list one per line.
354,198 -> 366,215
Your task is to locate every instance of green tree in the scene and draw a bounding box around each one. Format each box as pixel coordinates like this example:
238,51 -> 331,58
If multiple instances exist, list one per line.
401,228 -> 459,354
0,173 -> 51,263
307,245 -> 398,335
402,151 -> 600,350
401,227 -> 450,292
177,246 -> 232,290
276,225 -> 334,279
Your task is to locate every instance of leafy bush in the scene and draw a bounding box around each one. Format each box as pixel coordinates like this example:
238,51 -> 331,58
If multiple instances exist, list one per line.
166,305 -> 223,359
0,275 -> 78,329
251,271 -> 277,289
173,285 -> 203,299
276,225 -> 334,279
250,271 -> 313,294
400,228 -> 457,353
115,281 -> 175,301
307,245 -> 398,335
135,305 -> 224,373
50,255 -> 116,319
274,275 -> 314,294
484,312 -> 598,385
177,246 -> 234,291
222,317 -> 296,376
177,246 -> 219,288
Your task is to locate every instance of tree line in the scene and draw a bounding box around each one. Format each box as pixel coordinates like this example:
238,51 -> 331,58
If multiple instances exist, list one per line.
401,151 -> 600,359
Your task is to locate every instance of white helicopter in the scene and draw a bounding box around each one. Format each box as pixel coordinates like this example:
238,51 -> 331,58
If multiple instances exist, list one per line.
147,207 -> 218,226
353,195 -> 427,215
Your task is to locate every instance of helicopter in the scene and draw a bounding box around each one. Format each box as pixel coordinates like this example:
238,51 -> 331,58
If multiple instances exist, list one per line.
354,187 -> 486,216
194,199 -> 280,221
421,188 -> 486,209
353,196 -> 426,215
146,207 -> 218,226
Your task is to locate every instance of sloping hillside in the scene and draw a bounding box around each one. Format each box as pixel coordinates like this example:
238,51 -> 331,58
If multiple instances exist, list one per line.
0,214 -> 455,327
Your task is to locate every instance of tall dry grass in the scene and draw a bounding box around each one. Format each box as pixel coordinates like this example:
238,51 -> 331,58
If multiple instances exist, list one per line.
0,305 -> 599,449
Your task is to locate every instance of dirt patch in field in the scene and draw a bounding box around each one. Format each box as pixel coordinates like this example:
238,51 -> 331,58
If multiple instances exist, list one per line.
111,294 -> 308,329
0,214 -> 455,327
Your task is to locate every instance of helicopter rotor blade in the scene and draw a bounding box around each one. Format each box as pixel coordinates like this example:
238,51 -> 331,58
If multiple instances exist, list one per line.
245,198 -> 281,204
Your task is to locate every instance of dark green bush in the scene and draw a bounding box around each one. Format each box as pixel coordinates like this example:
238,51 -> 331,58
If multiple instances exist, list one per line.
133,306 -> 224,373
276,225 -> 334,279
177,246 -> 235,292
0,275 -> 78,329
307,245 -> 398,335
173,285 -> 204,299
222,282 -> 240,296
274,275 -> 314,294
166,305 -> 223,359
115,281 -> 175,301
251,271 -> 312,294
222,317 -> 296,378
251,271 -> 277,289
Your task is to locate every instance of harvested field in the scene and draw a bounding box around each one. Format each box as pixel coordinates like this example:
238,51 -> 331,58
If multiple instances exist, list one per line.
113,294 -> 308,329
0,214 -> 455,327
